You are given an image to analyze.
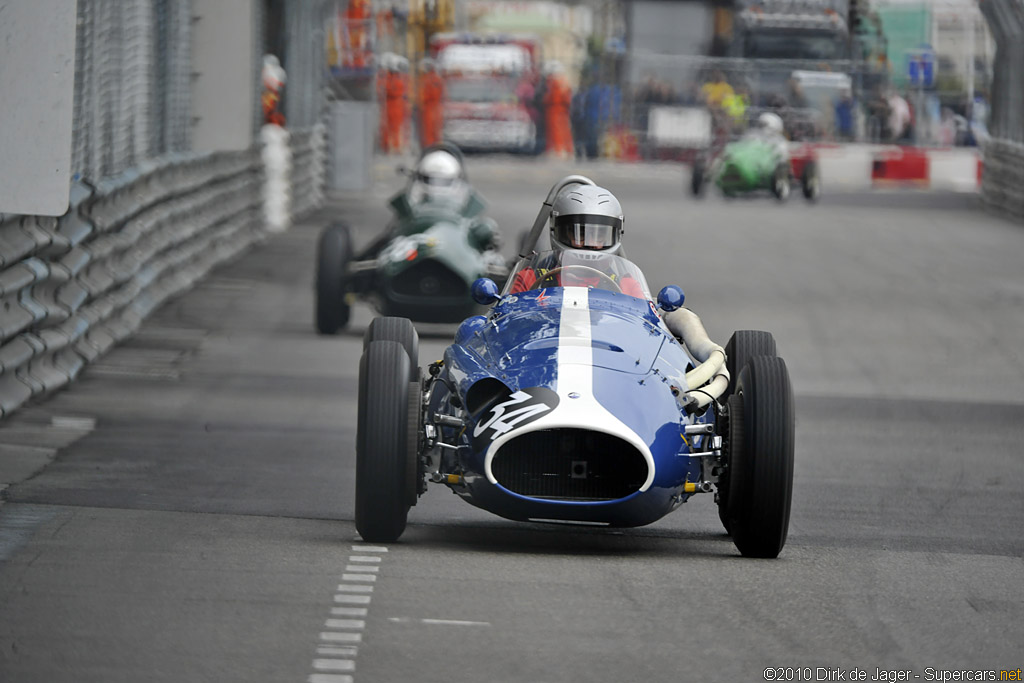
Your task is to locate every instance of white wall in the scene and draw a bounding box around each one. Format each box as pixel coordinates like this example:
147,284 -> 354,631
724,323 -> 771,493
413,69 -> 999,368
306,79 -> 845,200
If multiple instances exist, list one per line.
0,0 -> 78,216
191,0 -> 257,152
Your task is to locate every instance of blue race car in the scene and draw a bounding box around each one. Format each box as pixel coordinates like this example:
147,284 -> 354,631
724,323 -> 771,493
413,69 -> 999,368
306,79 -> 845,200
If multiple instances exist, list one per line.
355,175 -> 795,558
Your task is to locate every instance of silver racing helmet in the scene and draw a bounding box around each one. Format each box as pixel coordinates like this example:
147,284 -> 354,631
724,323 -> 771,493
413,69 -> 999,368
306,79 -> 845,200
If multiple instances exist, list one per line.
410,146 -> 468,204
549,184 -> 624,255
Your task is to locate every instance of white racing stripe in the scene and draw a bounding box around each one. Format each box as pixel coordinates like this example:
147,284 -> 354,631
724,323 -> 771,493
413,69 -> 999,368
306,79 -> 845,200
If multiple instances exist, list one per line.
483,286 -> 656,490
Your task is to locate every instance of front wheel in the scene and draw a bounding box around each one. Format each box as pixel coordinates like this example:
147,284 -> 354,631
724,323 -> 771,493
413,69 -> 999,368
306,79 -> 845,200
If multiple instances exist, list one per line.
723,356 -> 795,558
771,163 -> 791,202
725,330 -> 777,397
363,317 -> 420,382
356,341 -> 416,542
316,223 -> 352,334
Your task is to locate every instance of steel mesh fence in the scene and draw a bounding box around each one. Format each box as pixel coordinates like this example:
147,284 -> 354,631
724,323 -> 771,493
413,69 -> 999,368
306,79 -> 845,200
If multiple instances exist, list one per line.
577,53 -> 881,162
71,0 -> 193,184
283,0 -> 332,129
981,0 -> 1024,144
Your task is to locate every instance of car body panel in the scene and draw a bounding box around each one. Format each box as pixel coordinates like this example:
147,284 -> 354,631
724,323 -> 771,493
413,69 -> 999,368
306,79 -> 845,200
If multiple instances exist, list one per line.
431,255 -> 716,527
350,189 -> 508,323
714,137 -> 782,192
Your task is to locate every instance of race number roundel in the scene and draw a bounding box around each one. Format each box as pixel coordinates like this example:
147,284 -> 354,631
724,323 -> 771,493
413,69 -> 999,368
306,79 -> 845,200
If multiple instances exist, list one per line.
470,386 -> 559,451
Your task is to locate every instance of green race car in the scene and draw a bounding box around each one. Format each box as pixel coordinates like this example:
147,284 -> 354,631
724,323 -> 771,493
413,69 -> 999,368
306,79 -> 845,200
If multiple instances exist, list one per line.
690,134 -> 820,202
315,144 -> 509,334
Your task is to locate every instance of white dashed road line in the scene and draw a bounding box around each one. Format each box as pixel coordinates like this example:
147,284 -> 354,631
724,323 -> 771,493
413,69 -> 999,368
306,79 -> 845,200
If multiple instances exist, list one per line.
306,543 -> 389,683
387,617 -> 492,627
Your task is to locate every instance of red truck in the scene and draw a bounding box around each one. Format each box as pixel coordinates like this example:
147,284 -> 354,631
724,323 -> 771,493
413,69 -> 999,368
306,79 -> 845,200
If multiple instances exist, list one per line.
429,33 -> 541,154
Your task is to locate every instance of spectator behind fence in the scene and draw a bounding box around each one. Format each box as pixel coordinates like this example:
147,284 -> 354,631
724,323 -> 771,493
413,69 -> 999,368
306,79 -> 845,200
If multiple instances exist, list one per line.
531,70 -> 547,155
582,78 -> 621,159
701,70 -> 734,110
866,87 -> 891,142
378,54 -> 409,153
571,78 -> 589,160
888,90 -> 911,143
722,86 -> 750,133
834,88 -> 855,141
787,77 -> 809,109
544,63 -> 574,159
417,58 -> 444,148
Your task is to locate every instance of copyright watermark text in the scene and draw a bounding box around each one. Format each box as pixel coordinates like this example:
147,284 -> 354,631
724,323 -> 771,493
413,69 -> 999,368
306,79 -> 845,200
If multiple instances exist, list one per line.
762,668 -> 1022,682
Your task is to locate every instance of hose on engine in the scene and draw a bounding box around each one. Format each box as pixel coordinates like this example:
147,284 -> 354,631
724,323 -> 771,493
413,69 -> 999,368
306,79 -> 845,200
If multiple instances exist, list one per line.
662,307 -> 730,411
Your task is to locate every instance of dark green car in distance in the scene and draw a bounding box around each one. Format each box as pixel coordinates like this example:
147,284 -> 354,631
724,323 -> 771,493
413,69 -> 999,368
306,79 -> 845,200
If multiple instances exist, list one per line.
315,144 -> 508,334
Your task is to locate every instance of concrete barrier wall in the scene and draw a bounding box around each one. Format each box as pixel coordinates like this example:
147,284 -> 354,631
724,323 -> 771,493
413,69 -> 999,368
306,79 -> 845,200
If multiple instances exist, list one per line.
0,152 -> 262,417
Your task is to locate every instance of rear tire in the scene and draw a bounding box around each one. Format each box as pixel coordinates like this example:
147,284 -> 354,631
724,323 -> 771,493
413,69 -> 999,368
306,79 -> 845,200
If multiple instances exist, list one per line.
690,160 -> 706,197
316,223 -> 352,334
724,356 -> 795,558
356,341 -> 415,542
725,330 -> 777,397
771,163 -> 791,202
801,160 -> 821,202
363,317 -> 420,382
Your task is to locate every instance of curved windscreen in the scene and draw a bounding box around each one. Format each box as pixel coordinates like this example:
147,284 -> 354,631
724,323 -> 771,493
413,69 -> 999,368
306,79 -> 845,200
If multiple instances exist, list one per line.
503,249 -> 651,300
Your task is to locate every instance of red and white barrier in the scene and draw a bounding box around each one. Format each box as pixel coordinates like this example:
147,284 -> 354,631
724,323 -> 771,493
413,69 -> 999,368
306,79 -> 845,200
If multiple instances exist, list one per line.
791,143 -> 982,192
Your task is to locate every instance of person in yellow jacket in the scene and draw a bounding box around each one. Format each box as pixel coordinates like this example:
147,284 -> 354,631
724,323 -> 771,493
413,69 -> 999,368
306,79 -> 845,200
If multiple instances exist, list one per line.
700,70 -> 734,110
721,87 -> 750,132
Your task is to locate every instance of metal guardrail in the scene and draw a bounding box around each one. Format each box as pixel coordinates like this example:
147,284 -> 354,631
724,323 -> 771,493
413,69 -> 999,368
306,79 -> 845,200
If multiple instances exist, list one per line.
979,0 -> 1024,221
0,0 -> 330,420
290,123 -> 328,218
981,139 -> 1024,219
0,150 -> 265,417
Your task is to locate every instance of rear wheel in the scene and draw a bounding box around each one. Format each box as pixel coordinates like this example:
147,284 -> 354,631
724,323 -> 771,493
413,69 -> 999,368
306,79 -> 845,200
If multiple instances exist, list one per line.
724,356 -> 795,558
316,223 -> 352,334
801,160 -> 821,201
690,160 -> 706,197
725,330 -> 777,397
771,163 -> 791,202
356,341 -> 416,542
363,317 -> 420,382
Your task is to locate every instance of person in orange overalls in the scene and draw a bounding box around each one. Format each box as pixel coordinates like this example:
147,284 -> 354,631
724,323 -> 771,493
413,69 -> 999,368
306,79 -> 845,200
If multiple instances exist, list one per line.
544,66 -> 573,158
379,55 -> 409,153
344,0 -> 371,68
418,59 -> 445,148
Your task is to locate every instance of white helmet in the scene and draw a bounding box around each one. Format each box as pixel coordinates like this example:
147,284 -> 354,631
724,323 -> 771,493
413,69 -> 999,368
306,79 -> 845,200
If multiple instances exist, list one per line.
549,184 -> 624,255
758,112 -> 785,135
416,149 -> 463,187
410,147 -> 468,205
262,54 -> 286,91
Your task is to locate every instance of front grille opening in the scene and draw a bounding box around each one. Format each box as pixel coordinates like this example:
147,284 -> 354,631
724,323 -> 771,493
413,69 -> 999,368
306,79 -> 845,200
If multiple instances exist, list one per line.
492,429 -> 648,501
392,260 -> 467,298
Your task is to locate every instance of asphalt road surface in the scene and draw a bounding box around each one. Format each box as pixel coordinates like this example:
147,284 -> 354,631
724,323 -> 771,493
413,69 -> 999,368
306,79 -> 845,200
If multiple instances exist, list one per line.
1,155 -> 1021,683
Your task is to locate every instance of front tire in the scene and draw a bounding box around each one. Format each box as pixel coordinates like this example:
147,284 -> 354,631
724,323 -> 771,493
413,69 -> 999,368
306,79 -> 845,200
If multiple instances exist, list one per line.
363,317 -> 420,382
725,330 -> 777,397
771,163 -> 791,202
356,341 -> 416,542
316,223 -> 352,334
724,356 -> 795,558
